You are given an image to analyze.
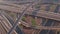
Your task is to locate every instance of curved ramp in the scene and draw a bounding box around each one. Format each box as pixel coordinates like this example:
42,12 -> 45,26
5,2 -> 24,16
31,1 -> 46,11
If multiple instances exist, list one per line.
0,1 -> 60,21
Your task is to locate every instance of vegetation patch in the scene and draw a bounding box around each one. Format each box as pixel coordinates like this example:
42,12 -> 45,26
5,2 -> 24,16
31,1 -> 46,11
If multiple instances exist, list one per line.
22,16 -> 26,21
31,18 -> 36,26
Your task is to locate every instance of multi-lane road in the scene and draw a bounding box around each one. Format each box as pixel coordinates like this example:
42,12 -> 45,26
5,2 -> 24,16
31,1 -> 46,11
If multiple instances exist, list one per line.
0,1 -> 60,21
0,0 -> 60,34
0,12 -> 18,34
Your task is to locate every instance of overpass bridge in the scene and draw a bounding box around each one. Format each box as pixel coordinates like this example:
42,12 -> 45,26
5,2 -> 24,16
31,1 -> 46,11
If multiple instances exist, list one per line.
1,11 -> 60,30
0,1 -> 60,21
0,14 -> 17,34
0,0 -> 60,34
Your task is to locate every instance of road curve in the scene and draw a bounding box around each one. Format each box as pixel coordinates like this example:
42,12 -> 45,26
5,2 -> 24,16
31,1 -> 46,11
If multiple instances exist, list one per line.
1,11 -> 60,32
0,0 -> 60,31
3,12 -> 60,30
0,1 -> 60,21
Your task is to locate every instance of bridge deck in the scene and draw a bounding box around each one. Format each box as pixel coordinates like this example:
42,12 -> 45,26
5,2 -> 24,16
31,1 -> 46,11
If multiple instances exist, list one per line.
0,1 -> 60,21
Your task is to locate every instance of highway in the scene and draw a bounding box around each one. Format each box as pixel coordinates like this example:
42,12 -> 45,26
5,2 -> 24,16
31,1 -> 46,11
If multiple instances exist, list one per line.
0,8 -> 60,34
0,12 -> 18,34
2,11 -> 24,34
0,0 -> 33,4
0,1 -> 60,21
0,22 -> 6,34
0,0 -> 60,34
3,12 -> 60,30
0,17 -> 7,34
0,3 -> 60,29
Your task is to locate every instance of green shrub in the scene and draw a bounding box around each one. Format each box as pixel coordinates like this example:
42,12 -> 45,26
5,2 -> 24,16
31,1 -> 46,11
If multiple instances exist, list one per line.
31,18 -> 36,26
22,16 -> 26,21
